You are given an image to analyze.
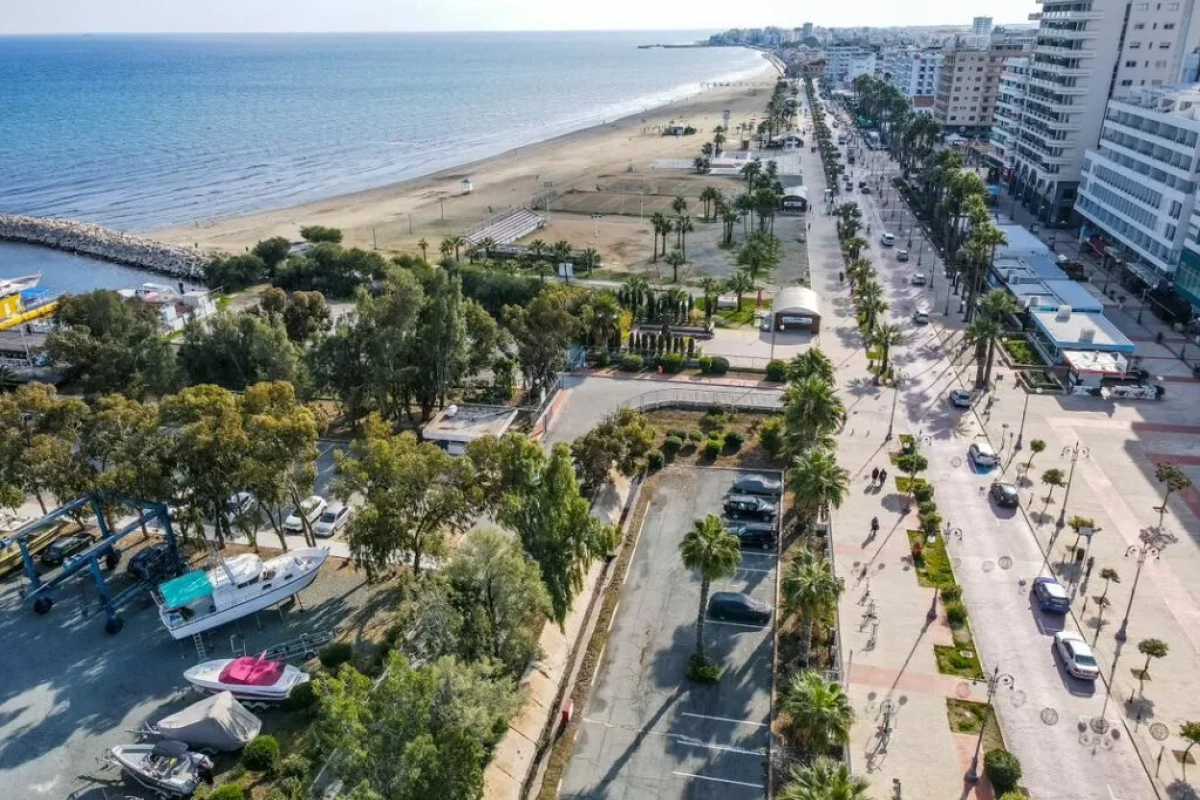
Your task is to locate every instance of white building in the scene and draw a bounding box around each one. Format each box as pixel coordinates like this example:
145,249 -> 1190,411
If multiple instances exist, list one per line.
1007,0 -> 1200,226
880,47 -> 943,105
988,57 -> 1030,176
824,45 -> 877,87
934,37 -> 1030,137
1077,85 -> 1200,283
973,16 -> 995,37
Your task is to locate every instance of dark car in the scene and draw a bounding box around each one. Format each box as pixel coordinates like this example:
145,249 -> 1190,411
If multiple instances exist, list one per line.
723,495 -> 778,521
1032,577 -> 1070,614
708,591 -> 772,625
128,542 -> 177,582
727,522 -> 778,550
989,481 -> 1020,508
41,533 -> 94,566
732,474 -> 783,497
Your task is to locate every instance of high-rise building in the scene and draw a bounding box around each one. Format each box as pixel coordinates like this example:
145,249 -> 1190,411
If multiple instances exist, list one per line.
880,47 -> 943,109
989,57 -> 1031,176
802,22 -> 814,41
934,36 -> 1030,137
1007,0 -> 1200,226
824,45 -> 877,87
972,16 -> 995,37
1077,85 -> 1200,285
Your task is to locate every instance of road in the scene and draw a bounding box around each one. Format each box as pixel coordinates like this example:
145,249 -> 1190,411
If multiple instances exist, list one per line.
808,113 -> 1154,799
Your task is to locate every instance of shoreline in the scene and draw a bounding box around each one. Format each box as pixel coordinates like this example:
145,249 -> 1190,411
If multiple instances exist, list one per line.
154,59 -> 782,258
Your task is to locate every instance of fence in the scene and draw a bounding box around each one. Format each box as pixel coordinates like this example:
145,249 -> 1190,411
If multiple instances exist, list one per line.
617,387 -> 784,416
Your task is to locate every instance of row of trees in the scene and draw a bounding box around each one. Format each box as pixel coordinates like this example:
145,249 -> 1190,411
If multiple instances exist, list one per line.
838,214 -> 905,375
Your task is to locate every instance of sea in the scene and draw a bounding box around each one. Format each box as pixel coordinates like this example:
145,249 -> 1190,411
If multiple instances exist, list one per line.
0,31 -> 765,291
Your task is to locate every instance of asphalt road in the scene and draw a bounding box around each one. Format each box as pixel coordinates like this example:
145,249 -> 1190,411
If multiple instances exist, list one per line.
559,468 -> 778,800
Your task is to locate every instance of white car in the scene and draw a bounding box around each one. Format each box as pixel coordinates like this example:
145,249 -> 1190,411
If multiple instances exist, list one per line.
910,272 -> 927,286
313,505 -> 351,538
284,495 -> 327,533
1054,631 -> 1100,680
880,232 -> 896,247
912,310 -> 930,325
224,492 -> 257,524
968,442 -> 1000,467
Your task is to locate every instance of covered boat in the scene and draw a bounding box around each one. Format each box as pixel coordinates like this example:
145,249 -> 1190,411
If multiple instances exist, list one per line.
109,739 -> 213,797
183,655 -> 310,702
152,691 -> 261,751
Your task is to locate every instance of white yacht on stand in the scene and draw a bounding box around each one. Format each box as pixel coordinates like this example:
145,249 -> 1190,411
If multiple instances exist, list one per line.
155,547 -> 329,640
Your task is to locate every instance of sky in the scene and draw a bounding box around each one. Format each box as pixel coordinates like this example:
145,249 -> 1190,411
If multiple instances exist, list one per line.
1,0 -> 1040,35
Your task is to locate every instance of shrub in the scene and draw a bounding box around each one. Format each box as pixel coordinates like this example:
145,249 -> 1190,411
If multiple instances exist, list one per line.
667,428 -> 689,441
318,642 -> 353,671
984,749 -> 1022,795
939,584 -> 963,603
242,735 -> 280,773
912,482 -> 935,502
698,355 -> 714,373
593,350 -> 611,368
920,512 -> 943,537
765,359 -> 788,382
207,787 -> 246,800
708,356 -> 730,375
944,600 -> 968,627
688,429 -> 705,442
281,679 -> 317,712
646,449 -> 665,471
703,438 -> 724,460
620,354 -> 644,372
662,435 -> 684,458
724,431 -> 745,451
999,793 -> 1026,800
699,412 -> 726,431
659,352 -> 684,374
759,417 -> 785,458
687,652 -> 722,683
917,500 -> 938,518
276,777 -> 304,799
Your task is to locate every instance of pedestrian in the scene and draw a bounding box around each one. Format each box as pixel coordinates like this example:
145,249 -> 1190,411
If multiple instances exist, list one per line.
870,516 -> 880,535
878,468 -> 887,486
839,271 -> 845,284
871,466 -> 880,485
1085,556 -> 1095,580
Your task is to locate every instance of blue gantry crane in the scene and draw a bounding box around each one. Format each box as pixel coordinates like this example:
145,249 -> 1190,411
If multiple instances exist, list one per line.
0,494 -> 182,634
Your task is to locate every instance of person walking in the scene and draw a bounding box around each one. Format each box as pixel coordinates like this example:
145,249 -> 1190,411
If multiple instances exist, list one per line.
870,516 -> 880,537
871,467 -> 880,486
878,468 -> 888,486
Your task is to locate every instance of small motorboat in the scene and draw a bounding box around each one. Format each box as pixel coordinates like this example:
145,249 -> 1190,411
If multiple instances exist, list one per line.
108,739 -> 213,797
183,654 -> 310,702
137,691 -> 262,752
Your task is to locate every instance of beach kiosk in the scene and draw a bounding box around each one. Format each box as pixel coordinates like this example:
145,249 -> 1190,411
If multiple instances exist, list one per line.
768,286 -> 821,333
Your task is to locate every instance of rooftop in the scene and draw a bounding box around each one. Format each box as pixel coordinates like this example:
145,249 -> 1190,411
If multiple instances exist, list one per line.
422,404 -> 520,446
1029,309 -> 1135,352
774,285 -> 821,316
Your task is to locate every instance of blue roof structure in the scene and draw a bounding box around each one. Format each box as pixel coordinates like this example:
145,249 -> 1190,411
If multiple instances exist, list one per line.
1029,309 -> 1135,355
1042,280 -> 1103,313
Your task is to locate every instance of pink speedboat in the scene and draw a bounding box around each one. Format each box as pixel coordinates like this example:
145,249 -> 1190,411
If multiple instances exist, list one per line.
183,655 -> 310,702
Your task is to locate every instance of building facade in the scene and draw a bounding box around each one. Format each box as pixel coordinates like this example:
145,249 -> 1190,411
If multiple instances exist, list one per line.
1007,0 -> 1200,226
934,37 -> 1030,137
1078,85 -> 1200,286
880,47 -> 944,107
824,45 -> 877,87
988,56 -> 1031,176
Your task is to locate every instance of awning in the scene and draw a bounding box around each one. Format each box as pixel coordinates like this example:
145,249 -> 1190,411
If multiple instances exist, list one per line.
160,570 -> 212,609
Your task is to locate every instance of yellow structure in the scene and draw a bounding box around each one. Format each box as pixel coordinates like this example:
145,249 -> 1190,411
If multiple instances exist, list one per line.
0,274 -> 57,331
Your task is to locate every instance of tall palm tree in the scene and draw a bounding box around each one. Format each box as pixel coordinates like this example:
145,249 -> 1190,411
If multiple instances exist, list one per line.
857,296 -> 889,335
581,247 -> 599,276
842,236 -> 868,260
699,186 -> 721,221
782,377 -> 846,455
963,224 -> 1008,322
779,756 -> 870,800
665,249 -> 687,283
870,323 -> 905,375
448,235 -> 467,261
581,291 -> 622,349
662,286 -> 689,323
964,315 -> 1004,390
439,238 -> 454,261
740,160 -> 762,192
623,274 -> 650,317
417,238 -> 429,262
699,276 -> 721,321
676,216 -> 695,257
649,212 -> 668,262
788,348 -> 835,384
781,670 -> 854,754
671,194 -> 689,217
727,270 -> 755,311
679,515 -> 742,663
478,236 -> 497,262
787,448 -> 850,531
712,129 -> 727,156
721,204 -> 741,245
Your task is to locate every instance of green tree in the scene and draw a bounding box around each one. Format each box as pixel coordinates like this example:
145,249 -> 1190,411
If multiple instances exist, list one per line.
177,311 -> 301,391
241,382 -> 320,549
1098,567 -> 1120,603
782,376 -> 846,455
580,247 -> 600,275
206,254 -> 269,290
665,248 -> 687,283
1154,461 -> 1192,529
252,236 -> 293,273
580,291 -> 623,350
726,270 -> 755,311
842,236 -> 868,260
788,448 -> 849,529
895,451 -> 928,486
410,271 -> 468,420
569,409 -> 655,497
679,515 -> 742,664
788,348 -> 835,384
870,323 -> 905,375
1137,638 -> 1169,681
699,186 -> 721,220
78,393 -> 174,525
503,286 -> 580,398
300,225 -> 343,244
1180,721 -> 1200,769
417,238 -> 429,262
1025,438 -> 1047,471
281,290 -> 332,343
781,670 -> 854,754
334,416 -> 481,576
779,756 -> 869,800
445,528 -> 551,677
737,232 -> 781,280
1041,467 -> 1067,514
781,550 -> 844,664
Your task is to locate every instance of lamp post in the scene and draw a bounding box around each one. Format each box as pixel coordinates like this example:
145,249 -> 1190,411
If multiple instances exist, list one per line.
966,666 -> 1015,783
1056,442 -> 1089,530
885,369 -> 908,442
1115,527 -> 1177,642
1014,386 -> 1042,451
1136,287 -> 1149,324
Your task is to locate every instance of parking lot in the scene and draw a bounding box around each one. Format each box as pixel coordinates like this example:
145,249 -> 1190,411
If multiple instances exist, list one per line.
559,468 -> 778,800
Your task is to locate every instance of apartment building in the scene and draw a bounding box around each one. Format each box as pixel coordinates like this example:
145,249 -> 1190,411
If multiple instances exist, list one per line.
880,47 -> 944,107
824,45 -> 877,87
934,36 -> 1031,137
1077,85 -> 1200,286
989,57 -> 1031,176
1177,199 -> 1200,311
1007,0 -> 1200,227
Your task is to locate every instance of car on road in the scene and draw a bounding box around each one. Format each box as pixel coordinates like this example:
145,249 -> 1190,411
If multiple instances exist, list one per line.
726,521 -> 778,550
708,591 -> 773,625
861,185 -> 872,194
910,272 -> 927,286
880,232 -> 896,247
844,182 -> 854,192
1054,631 -> 1100,680
896,249 -> 909,262
128,542 -> 176,582
313,504 -> 352,538
224,491 -> 257,524
968,441 -> 1000,467
949,389 -> 973,408
723,495 -> 778,521
41,533 -> 94,567
912,310 -> 930,325
989,481 -> 1020,508
732,474 -> 783,497
285,495 -> 327,533
1032,577 -> 1071,614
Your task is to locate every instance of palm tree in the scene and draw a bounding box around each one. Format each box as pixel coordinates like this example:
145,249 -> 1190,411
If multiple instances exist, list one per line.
779,756 -> 869,800
417,238 -> 429,262
665,249 -> 687,283
782,377 -> 847,455
448,235 -> 467,261
720,203 -> 740,245
870,323 -> 905,375
963,224 -> 1007,322
713,129 -> 727,156
740,160 -> 762,192
439,238 -> 454,261
727,270 -> 755,311
699,186 -> 721,221
477,236 -> 497,262
582,291 -> 622,350
857,296 -> 889,335
623,274 -> 650,317
528,238 -> 548,264
676,216 -> 695,257
788,447 -> 850,530
842,236 -> 868,260
693,156 -> 709,174
965,288 -> 1020,388
781,670 -> 854,754
662,286 -> 689,323
699,276 -> 721,321
671,194 -> 689,217
679,515 -> 742,663
581,247 -> 599,276
788,348 -> 835,384
649,212 -> 668,261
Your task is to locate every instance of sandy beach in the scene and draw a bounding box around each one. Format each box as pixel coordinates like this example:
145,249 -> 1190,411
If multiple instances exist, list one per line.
154,60 -> 781,267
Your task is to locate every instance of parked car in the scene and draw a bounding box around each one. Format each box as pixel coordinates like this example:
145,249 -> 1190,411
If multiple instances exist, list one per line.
128,542 -> 176,582
896,249 -> 910,262
723,495 -> 778,521
1032,577 -> 1071,614
726,522 -> 778,550
968,441 -> 1000,467
989,481 -> 1020,508
285,495 -> 327,533
949,389 -> 973,409
41,533 -> 94,566
910,272 -> 927,286
732,474 -> 783,497
844,182 -> 854,193
224,492 -> 257,524
861,185 -> 872,194
313,505 -> 352,538
1054,630 -> 1100,680
912,310 -> 930,325
880,232 -> 896,247
708,591 -> 773,625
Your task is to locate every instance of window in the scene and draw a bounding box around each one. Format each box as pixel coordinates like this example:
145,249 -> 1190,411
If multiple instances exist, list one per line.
1168,2 -> 1179,8
1156,60 -> 1168,68
1160,42 -> 1171,49
1135,2 -> 1149,8
1134,23 -> 1146,29
1129,41 -> 1142,48
1171,200 -> 1184,219
1126,60 -> 1138,67
1122,79 -> 1134,86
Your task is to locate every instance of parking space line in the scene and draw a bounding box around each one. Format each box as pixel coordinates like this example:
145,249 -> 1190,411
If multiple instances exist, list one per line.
733,566 -> 774,573
681,712 -> 768,728
707,619 -> 771,630
740,552 -> 778,560
582,719 -> 764,757
672,771 -> 764,789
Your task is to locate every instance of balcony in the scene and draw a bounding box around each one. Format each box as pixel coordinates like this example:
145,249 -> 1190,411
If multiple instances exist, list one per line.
1038,27 -> 1099,43
1040,9 -> 1103,21
1034,43 -> 1088,59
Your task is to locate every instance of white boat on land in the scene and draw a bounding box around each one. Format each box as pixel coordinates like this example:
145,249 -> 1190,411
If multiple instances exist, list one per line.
156,547 -> 329,640
108,739 -> 213,797
183,655 -> 311,702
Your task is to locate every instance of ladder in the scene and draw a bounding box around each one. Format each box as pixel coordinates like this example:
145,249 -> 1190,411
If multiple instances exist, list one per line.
191,633 -> 206,660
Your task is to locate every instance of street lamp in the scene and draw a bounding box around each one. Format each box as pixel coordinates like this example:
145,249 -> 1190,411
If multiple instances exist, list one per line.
966,665 -> 1015,783
1136,287 -> 1149,324
1014,386 -> 1042,451
1115,527 -> 1177,642
885,369 -> 909,442
1056,441 -> 1090,530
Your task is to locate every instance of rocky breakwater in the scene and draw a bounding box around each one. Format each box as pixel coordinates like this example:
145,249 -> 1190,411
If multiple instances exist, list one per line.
0,214 -> 213,281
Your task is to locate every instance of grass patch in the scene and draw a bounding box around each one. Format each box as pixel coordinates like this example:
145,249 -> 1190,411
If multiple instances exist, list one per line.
716,301 -> 770,327
907,530 -> 954,588
1002,337 -> 1046,366
935,644 -> 983,680
946,698 -> 1004,751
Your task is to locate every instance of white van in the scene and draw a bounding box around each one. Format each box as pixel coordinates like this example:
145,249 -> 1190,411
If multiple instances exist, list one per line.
880,232 -> 895,247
